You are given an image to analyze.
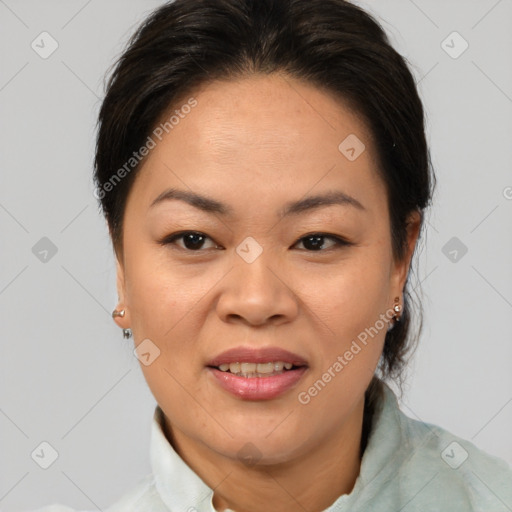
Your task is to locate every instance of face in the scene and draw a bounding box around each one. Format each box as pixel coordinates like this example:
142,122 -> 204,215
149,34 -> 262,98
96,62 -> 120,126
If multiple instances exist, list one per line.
114,73 -> 419,466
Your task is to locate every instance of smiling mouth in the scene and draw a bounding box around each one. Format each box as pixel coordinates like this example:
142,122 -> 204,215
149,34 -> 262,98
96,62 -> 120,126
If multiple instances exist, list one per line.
208,361 -> 306,378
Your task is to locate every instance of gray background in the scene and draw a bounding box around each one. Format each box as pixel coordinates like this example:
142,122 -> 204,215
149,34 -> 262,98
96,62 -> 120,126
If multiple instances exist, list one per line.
1,0 -> 511,510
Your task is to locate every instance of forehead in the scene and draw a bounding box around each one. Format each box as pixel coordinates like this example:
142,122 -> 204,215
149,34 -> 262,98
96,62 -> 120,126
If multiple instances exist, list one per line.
168,73 -> 372,160
127,73 -> 385,217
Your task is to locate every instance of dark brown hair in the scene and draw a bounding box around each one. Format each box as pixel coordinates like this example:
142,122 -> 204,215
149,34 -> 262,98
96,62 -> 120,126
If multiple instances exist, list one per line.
94,0 -> 435,424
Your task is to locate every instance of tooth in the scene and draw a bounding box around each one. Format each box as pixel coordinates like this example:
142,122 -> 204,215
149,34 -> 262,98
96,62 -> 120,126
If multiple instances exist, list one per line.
256,362 -> 275,374
218,361 -> 298,375
237,369 -> 286,378
229,362 -> 241,373
240,362 -> 257,373
273,362 -> 284,372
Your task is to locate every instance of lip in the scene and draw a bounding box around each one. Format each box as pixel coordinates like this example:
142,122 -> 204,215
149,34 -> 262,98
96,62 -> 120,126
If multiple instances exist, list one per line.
207,366 -> 308,400
206,346 -> 308,367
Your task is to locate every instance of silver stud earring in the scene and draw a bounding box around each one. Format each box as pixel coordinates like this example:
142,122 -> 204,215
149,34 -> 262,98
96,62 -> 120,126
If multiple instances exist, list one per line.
112,308 -> 131,339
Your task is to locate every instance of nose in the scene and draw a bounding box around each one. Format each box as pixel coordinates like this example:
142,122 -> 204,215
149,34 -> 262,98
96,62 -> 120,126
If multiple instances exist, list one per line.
215,255 -> 299,327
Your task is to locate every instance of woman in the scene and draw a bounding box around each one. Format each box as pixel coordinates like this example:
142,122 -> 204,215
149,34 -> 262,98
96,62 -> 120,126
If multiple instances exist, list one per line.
34,0 -> 512,510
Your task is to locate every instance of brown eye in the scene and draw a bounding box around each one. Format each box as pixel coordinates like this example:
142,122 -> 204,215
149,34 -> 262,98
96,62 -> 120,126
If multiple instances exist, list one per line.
159,231 -> 351,253
160,231 -> 218,251
294,234 -> 352,251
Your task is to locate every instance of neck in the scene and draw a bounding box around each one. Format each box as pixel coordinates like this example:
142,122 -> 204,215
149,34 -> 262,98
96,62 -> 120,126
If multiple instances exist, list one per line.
164,396 -> 372,512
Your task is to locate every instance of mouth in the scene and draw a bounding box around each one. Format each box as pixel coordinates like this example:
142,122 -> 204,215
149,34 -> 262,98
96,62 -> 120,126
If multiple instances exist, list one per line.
207,361 -> 307,378
206,345 -> 308,369
205,346 -> 309,400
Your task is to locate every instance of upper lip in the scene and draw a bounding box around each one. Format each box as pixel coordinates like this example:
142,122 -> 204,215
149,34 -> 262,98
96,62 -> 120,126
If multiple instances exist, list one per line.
206,346 -> 308,367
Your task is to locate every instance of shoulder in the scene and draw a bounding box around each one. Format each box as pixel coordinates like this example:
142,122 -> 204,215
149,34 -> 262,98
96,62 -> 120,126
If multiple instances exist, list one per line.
394,403 -> 512,509
397,404 -> 511,473
103,473 -> 163,511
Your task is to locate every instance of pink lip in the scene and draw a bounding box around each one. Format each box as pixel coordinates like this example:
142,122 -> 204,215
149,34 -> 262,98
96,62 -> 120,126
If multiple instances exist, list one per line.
206,346 -> 308,367
207,366 -> 308,400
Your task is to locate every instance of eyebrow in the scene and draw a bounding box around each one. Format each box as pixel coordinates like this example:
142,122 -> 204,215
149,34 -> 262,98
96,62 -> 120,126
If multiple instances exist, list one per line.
149,187 -> 366,218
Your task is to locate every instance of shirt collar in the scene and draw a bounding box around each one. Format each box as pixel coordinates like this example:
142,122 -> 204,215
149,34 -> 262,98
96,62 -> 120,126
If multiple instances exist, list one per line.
150,405 -> 218,512
150,382 -> 404,512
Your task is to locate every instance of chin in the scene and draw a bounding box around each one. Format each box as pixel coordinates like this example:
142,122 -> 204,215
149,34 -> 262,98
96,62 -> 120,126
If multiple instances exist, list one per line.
209,430 -> 309,467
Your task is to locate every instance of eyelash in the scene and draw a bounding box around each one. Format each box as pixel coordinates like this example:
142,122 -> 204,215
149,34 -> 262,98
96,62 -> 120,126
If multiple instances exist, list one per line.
158,231 -> 353,253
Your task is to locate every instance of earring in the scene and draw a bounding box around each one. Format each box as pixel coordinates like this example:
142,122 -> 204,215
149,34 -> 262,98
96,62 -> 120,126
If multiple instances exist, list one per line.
392,296 -> 402,322
112,309 -> 131,339
387,297 -> 402,332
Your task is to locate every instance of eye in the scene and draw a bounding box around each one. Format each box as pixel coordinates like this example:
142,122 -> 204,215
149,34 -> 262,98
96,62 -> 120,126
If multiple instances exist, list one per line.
158,231 -> 352,253
293,233 -> 352,252
159,231 -> 219,251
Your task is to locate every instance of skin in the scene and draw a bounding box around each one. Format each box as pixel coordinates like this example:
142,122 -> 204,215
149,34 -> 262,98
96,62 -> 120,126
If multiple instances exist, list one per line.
113,72 -> 421,512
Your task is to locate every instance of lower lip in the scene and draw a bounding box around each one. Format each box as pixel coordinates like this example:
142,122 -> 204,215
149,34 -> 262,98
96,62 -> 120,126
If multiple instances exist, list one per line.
207,367 -> 308,400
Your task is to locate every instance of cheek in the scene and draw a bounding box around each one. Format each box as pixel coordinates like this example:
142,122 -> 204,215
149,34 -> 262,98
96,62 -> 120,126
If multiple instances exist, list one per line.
125,256 -> 210,425
124,242 -> 205,334
295,254 -> 391,429
303,248 -> 392,338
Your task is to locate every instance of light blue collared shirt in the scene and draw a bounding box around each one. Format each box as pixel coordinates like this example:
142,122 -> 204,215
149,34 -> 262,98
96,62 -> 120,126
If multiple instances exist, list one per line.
31,383 -> 512,511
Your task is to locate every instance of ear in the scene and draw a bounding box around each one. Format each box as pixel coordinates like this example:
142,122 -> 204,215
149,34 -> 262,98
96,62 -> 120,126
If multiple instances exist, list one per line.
113,252 -> 130,329
391,209 -> 422,296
